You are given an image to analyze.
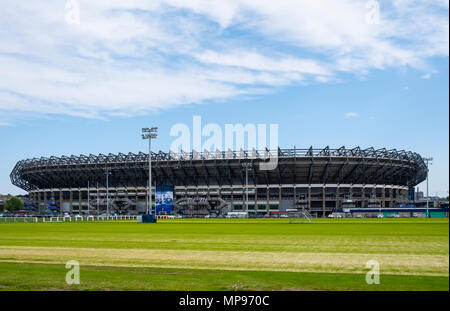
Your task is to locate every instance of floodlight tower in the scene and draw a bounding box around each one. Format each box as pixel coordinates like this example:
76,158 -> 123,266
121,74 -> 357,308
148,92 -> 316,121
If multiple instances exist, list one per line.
142,127 -> 158,215
423,157 -> 433,218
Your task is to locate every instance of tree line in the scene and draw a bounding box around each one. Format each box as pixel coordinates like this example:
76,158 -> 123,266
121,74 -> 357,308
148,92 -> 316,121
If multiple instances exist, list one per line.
1,197 -> 23,211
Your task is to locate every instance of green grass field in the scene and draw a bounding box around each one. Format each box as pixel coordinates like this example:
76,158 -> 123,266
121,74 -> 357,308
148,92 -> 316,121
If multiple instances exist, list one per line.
0,218 -> 448,291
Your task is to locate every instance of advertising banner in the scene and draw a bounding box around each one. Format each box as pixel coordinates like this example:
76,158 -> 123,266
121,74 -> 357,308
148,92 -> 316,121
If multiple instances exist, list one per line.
155,185 -> 174,213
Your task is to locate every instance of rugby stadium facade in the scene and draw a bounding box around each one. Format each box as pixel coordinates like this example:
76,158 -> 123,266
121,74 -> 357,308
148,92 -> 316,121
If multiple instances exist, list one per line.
10,146 -> 428,217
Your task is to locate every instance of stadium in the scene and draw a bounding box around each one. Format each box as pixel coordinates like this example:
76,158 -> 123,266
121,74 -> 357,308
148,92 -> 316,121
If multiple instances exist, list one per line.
4,148 -> 449,292
10,146 -> 430,217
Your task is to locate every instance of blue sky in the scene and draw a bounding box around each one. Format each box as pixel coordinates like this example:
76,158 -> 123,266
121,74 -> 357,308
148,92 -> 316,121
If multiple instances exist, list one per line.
0,0 -> 448,196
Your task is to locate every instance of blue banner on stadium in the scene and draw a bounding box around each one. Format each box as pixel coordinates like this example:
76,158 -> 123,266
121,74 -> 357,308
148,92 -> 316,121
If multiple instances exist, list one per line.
155,185 -> 174,213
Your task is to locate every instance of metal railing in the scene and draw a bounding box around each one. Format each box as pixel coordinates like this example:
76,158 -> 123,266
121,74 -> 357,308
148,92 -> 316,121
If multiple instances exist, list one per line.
0,215 -> 138,223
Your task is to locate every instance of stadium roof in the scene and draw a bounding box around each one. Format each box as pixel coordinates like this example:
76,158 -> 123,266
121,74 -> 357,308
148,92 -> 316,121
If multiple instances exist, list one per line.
11,146 -> 427,191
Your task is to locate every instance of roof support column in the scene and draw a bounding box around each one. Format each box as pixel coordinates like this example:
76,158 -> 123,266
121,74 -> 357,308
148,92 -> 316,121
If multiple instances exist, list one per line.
293,186 -> 297,210
389,187 -> 393,208
308,186 -> 311,210
70,189 -> 73,213
362,187 -> 365,208
135,186 -> 138,214
43,191 -> 47,214
278,187 -> 282,212
79,188 -> 81,213
231,189 -> 234,212
350,186 -> 353,202
322,186 -> 326,217
337,186 -> 340,209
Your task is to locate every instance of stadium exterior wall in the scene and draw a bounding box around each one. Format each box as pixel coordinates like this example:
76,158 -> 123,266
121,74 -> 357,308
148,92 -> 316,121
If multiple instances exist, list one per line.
11,146 -> 427,217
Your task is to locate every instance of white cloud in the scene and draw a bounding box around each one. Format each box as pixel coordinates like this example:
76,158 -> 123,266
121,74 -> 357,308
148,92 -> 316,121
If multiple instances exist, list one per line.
164,0 -> 240,28
0,0 -> 448,120
344,112 -> 359,118
421,69 -> 438,79
195,50 -> 330,76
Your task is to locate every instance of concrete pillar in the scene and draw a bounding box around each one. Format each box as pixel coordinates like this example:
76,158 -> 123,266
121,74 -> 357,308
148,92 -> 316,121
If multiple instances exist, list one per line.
336,187 -> 340,209
293,186 -> 297,208
43,191 -> 47,214
278,187 -> 282,212
389,187 -> 393,207
253,188 -> 257,210
242,187 -> 246,211
69,189 -> 73,213
308,186 -> 311,210
322,186 -> 326,217
350,186 -> 353,202
362,187 -> 365,208
60,190 -> 63,210
97,186 -> 100,214
78,189 -> 81,213
135,186 -> 138,213
231,189 -> 234,211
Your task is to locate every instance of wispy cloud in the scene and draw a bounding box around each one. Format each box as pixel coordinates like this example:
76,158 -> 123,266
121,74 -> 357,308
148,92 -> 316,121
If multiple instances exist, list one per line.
344,112 -> 359,118
0,0 -> 448,121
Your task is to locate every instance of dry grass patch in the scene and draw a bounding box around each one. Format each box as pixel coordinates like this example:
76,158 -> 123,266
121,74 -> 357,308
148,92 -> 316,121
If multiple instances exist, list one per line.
0,246 -> 447,276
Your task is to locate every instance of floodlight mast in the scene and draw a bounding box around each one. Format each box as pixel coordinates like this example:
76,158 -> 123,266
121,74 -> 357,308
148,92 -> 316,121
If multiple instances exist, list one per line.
423,157 -> 433,218
142,127 -> 158,215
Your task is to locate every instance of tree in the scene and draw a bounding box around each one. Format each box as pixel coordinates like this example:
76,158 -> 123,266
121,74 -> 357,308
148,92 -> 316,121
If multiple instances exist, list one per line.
5,197 -> 23,211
